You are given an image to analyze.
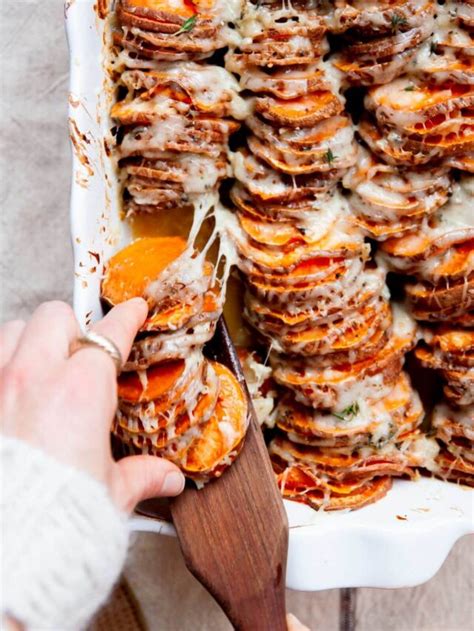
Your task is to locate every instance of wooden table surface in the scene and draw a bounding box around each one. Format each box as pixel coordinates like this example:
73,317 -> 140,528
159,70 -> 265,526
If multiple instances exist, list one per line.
1,2 -> 472,629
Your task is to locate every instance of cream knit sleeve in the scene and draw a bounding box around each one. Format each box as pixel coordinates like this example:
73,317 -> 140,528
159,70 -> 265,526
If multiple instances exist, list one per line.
0,435 -> 129,630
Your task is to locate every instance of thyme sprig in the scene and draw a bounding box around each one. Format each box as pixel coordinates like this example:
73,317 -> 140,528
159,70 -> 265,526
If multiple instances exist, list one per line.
175,15 -> 197,36
333,402 -> 360,422
325,148 -> 337,165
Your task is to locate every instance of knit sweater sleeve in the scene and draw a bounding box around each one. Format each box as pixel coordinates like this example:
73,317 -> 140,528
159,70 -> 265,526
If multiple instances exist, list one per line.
0,435 -> 129,630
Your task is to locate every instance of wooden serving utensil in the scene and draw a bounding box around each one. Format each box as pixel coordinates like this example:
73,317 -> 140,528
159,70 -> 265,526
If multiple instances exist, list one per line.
135,318 -> 289,630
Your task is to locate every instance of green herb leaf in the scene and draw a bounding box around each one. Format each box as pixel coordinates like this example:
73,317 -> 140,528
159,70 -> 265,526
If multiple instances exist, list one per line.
333,402 -> 360,422
175,15 -> 197,35
404,84 -> 415,91
391,14 -> 408,31
430,40 -> 438,54
325,148 -> 337,165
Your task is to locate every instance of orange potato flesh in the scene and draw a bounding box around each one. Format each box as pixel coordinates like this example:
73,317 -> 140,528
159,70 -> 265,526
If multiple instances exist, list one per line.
276,372 -> 413,440
238,213 -> 317,247
111,86 -> 192,125
116,395 -> 189,435
257,92 -> 343,125
142,286 -> 219,332
151,384 -> 219,450
118,359 -> 185,403
284,302 -> 387,346
237,236 -> 362,272
277,333 -> 413,388
434,328 -> 474,354
123,0 -> 196,18
370,83 -> 474,112
250,257 -> 345,283
275,466 -> 393,511
101,236 -> 187,305
249,264 -> 349,297
142,300 -> 198,332
381,232 -> 434,258
183,362 -> 247,474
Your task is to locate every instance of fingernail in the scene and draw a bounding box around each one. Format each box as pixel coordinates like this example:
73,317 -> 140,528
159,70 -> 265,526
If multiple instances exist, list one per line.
162,471 -> 185,496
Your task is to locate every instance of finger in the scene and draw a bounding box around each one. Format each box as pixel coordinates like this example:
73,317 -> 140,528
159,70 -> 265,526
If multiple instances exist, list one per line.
10,302 -> 79,373
113,455 -> 185,513
90,298 -> 148,366
0,320 -> 26,369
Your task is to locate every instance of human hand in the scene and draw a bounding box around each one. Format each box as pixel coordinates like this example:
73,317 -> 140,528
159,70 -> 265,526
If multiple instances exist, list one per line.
0,299 -> 185,513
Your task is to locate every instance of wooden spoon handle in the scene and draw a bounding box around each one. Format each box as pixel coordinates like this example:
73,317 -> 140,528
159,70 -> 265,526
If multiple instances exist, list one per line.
171,411 -> 288,631
170,319 -> 289,630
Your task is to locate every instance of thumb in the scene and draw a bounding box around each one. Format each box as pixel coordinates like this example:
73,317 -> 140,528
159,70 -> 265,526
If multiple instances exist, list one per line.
113,455 -> 186,513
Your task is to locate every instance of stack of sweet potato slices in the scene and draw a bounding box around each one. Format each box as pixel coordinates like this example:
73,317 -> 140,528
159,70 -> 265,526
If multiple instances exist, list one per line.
379,177 -> 474,324
112,0 -> 239,66
343,145 -> 453,240
224,1 -> 432,511
343,3 -> 473,487
332,0 -> 436,87
431,403 -> 474,486
362,79 -> 474,167
417,326 -> 474,406
342,5 -> 472,238
110,0 -> 249,216
356,2 -> 474,171
416,326 -> 474,485
102,237 -> 248,486
266,307 -> 435,510
111,62 -> 246,215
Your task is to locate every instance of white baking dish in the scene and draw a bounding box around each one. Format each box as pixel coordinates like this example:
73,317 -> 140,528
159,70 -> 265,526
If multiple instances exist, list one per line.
66,0 -> 474,591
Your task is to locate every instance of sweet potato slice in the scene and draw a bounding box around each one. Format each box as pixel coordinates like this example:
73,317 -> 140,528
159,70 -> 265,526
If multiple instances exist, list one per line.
115,357 -> 216,435
118,358 -> 186,403
435,450 -> 474,487
118,372 -> 220,450
237,64 -> 328,100
270,434 -> 422,482
275,371 -> 415,443
277,299 -> 391,356
142,289 -> 220,333
120,0 -> 197,23
273,460 -> 394,511
179,361 -> 248,479
358,116 -> 432,166
118,363 -> 248,484
272,311 -> 416,409
125,320 -> 217,369
255,92 -> 343,127
406,275 -> 474,316
334,0 -> 434,35
366,80 -> 474,122
101,236 -> 187,306
333,48 -> 416,87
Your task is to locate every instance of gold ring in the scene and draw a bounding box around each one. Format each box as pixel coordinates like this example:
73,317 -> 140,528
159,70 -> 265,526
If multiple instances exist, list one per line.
70,331 -> 123,374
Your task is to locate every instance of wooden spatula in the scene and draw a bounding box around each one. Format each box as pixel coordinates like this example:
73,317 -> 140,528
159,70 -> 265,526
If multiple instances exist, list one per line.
135,318 -> 289,630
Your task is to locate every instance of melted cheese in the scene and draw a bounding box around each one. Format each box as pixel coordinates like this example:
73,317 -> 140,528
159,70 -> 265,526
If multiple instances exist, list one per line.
121,63 -> 250,119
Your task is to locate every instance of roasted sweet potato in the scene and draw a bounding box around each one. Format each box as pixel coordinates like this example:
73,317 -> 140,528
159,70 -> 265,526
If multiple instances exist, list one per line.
101,236 -> 187,306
